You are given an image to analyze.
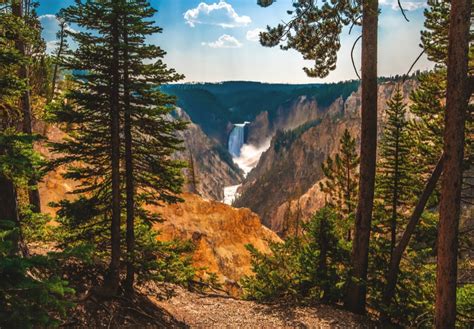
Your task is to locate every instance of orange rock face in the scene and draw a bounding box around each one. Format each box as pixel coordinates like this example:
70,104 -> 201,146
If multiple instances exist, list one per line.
38,140 -> 279,285
153,193 -> 281,285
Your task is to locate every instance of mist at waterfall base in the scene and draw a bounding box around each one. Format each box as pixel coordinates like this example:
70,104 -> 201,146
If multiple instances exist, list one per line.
223,123 -> 270,205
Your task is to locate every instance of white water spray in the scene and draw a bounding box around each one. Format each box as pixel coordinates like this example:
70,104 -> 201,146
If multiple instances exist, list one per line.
227,122 -> 249,157
223,122 -> 270,205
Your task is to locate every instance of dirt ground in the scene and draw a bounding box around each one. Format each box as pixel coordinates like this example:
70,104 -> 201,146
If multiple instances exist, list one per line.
149,284 -> 374,329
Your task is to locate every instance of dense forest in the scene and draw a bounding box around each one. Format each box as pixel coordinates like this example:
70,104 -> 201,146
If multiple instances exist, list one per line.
0,0 -> 472,328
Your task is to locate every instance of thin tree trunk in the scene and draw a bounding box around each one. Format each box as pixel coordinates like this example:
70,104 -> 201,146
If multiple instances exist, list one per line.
50,20 -> 66,103
345,0 -> 378,314
103,2 -> 122,296
319,212 -> 329,302
346,156 -> 352,241
123,17 -> 135,296
381,154 -> 444,321
435,0 -> 471,326
390,128 -> 400,260
0,174 -> 28,256
12,0 -> 41,213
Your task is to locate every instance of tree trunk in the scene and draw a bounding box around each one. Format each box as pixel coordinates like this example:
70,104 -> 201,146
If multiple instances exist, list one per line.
390,127 -> 400,260
103,2 -> 122,296
50,20 -> 66,103
435,0 -> 471,326
123,18 -> 136,296
381,154 -> 444,321
319,212 -> 329,302
346,156 -> 352,242
0,137 -> 28,256
345,0 -> 378,314
0,174 -> 27,256
12,0 -> 41,213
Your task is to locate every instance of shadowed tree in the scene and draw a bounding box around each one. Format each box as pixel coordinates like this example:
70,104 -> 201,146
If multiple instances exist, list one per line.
320,129 -> 359,241
11,0 -> 42,213
255,0 -> 379,313
51,0 -> 186,296
435,0 -> 471,327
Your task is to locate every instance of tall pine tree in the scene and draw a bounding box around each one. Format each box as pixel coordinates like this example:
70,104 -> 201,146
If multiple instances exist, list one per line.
320,129 -> 359,241
51,0 -> 186,295
118,0 -> 186,294
376,88 -> 414,258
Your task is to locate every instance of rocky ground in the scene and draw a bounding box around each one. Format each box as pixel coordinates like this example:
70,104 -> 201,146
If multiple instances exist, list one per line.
148,284 -> 374,329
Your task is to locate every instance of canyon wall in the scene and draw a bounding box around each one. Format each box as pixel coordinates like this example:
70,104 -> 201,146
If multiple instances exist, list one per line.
235,80 -> 417,236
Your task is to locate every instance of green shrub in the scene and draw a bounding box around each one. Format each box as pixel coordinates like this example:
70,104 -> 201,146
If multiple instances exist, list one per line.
0,220 -> 74,328
242,207 -> 350,303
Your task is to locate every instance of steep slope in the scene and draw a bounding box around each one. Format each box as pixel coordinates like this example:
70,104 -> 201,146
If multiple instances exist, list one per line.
173,108 -> 243,200
235,80 -> 417,236
37,122 -> 276,287
153,193 -> 281,290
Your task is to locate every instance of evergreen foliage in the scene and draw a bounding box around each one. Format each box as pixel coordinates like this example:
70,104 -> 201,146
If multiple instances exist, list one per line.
256,0 -> 360,77
319,129 -> 359,241
273,119 -> 322,152
242,207 -> 350,303
0,220 -> 74,329
48,0 -> 191,295
376,89 -> 415,254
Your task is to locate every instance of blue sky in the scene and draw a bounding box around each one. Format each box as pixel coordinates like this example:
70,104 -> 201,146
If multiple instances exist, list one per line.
37,0 -> 434,83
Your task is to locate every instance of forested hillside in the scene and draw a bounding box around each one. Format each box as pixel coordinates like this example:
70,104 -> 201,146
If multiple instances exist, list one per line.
162,80 -> 359,144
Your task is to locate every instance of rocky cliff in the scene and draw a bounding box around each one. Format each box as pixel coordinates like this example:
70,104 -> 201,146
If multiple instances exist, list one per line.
246,96 -> 328,147
37,122 -> 276,288
235,80 -> 417,236
173,108 -> 243,200
152,193 -> 281,290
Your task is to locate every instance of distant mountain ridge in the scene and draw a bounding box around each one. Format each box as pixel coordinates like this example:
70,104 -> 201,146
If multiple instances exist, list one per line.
162,80 -> 360,145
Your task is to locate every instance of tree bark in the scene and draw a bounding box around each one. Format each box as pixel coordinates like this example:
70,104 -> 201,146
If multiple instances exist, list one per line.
435,0 -> 471,327
123,17 -> 136,296
103,2 -> 122,296
381,154 -> 444,320
345,0 -> 378,314
12,0 -> 41,213
390,125 -> 400,261
50,19 -> 66,103
0,174 -> 28,256
0,142 -> 28,256
319,212 -> 329,302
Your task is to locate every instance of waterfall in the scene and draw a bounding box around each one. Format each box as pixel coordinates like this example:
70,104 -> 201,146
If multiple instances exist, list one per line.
228,122 -> 249,157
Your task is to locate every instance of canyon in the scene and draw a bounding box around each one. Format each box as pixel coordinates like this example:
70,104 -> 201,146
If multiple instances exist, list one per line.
37,79 -> 421,287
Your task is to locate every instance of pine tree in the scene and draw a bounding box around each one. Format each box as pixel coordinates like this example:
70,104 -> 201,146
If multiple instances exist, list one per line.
376,88 -> 414,258
118,0 -> 186,294
0,5 -> 73,325
255,1 -> 379,312
51,0 -> 186,295
372,88 -> 437,325
49,0 -> 124,295
0,0 -> 42,254
320,129 -> 359,241
49,15 -> 67,103
11,0 -> 43,213
435,0 -> 471,326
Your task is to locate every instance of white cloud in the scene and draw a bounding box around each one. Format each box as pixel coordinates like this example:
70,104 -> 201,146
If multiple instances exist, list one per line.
184,1 -> 251,28
379,0 -> 427,10
39,14 -> 56,21
39,15 -> 75,35
39,14 -> 76,54
246,28 -> 265,42
202,34 -> 243,48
